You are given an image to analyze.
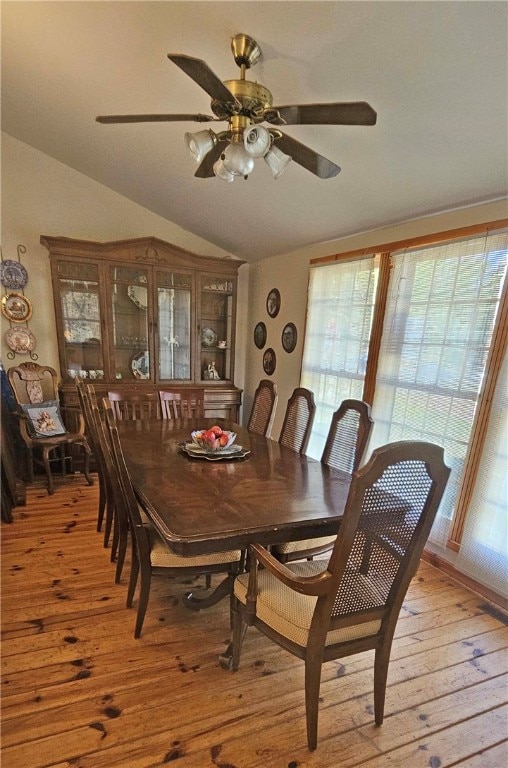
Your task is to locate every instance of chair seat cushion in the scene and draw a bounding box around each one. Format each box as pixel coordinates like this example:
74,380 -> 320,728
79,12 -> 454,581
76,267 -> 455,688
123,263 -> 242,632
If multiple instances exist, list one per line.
147,521 -> 241,568
234,561 -> 382,647
274,535 -> 337,555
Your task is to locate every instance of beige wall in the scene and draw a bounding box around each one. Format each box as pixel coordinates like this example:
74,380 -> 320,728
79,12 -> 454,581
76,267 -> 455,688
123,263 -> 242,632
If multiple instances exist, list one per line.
1,133 -> 248,385
3,133 -> 505,433
243,199 -> 508,438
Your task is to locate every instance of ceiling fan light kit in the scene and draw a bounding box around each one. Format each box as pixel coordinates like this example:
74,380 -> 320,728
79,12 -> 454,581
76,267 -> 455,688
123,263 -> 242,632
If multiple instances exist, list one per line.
184,129 -> 217,163
97,33 -> 377,182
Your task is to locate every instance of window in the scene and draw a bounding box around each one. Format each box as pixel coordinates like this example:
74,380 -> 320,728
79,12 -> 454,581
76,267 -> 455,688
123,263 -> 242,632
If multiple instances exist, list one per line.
303,221 -> 507,597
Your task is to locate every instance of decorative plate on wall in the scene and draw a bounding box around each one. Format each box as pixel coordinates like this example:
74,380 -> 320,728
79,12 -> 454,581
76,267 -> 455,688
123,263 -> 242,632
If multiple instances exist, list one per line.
1,292 -> 33,323
266,288 -> 281,318
282,322 -> 297,353
263,347 -> 276,376
5,327 -> 36,355
0,260 -> 28,290
254,321 -> 267,349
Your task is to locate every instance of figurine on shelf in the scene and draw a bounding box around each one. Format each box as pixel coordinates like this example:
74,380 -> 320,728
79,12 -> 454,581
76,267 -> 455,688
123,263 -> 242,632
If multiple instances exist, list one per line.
203,362 -> 220,380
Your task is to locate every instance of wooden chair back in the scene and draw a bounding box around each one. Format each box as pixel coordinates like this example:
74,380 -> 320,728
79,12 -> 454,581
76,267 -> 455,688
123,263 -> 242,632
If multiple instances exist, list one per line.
107,390 -> 159,420
247,379 -> 278,436
8,362 -> 59,405
321,399 -> 373,472
279,387 -> 316,454
159,389 -> 204,420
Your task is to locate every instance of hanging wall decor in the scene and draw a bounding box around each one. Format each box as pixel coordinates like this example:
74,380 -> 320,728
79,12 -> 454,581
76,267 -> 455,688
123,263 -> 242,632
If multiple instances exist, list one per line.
266,288 -> 281,318
282,322 -> 297,353
1,244 -> 38,360
5,327 -> 37,355
0,259 -> 29,290
263,347 -> 276,376
1,293 -> 33,323
254,321 -> 267,349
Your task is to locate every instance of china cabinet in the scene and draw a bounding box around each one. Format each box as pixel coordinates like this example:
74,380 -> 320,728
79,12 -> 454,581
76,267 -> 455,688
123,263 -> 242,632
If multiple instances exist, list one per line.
42,236 -> 244,419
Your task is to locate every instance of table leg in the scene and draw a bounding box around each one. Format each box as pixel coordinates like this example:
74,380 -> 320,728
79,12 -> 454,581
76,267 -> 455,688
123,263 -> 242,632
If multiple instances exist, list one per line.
219,641 -> 234,669
182,573 -> 235,611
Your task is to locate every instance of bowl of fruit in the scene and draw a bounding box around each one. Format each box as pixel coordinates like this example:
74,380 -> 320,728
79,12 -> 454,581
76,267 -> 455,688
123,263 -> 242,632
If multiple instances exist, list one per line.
191,425 -> 237,453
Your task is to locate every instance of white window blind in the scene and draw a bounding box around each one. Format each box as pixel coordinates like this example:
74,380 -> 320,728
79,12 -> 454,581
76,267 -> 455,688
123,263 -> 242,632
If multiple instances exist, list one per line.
455,345 -> 507,597
370,232 -> 508,547
301,257 -> 376,460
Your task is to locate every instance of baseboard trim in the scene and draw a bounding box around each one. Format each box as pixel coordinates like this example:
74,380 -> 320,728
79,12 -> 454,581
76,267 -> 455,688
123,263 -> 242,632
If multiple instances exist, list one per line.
422,548 -> 507,611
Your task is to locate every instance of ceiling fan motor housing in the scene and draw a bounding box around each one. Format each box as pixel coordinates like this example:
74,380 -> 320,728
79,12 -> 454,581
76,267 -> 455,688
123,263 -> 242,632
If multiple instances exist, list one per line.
211,80 -> 273,121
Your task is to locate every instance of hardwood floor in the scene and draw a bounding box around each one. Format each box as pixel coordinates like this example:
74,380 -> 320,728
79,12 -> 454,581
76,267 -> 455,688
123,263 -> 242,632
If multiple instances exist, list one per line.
1,476 -> 507,768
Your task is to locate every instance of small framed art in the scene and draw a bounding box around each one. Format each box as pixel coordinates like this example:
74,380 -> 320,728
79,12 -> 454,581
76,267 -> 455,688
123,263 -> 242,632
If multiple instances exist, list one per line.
263,347 -> 276,376
282,322 -> 297,353
254,321 -> 267,349
266,288 -> 281,318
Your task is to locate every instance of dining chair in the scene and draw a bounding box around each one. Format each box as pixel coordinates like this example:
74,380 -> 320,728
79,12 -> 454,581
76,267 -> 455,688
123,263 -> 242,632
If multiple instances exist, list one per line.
230,440 -> 450,751
83,384 -> 127,560
247,379 -> 278,436
103,402 -> 244,638
274,399 -> 374,563
159,389 -> 205,420
278,387 -> 316,454
75,379 -> 108,535
107,390 -> 160,420
7,362 -> 93,495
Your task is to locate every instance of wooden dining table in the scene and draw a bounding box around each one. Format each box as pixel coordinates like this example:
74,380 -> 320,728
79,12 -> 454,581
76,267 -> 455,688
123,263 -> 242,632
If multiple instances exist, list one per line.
118,418 -> 352,609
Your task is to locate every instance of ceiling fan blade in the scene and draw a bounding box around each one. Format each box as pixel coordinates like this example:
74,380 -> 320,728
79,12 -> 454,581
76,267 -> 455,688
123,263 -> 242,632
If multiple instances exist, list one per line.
275,133 -> 341,179
268,101 -> 377,126
168,54 -> 240,107
96,113 -> 217,124
194,141 -> 225,178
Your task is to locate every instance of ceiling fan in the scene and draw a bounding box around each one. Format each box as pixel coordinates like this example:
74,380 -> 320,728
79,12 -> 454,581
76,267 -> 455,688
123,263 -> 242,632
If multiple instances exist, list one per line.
96,33 -> 377,182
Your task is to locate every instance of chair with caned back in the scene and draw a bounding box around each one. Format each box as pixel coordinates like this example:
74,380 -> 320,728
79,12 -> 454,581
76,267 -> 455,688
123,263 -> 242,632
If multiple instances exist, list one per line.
278,387 -> 316,454
159,389 -> 204,420
103,401 -> 244,638
230,440 -> 450,751
274,399 -> 374,562
247,379 -> 278,436
7,362 -> 93,495
107,390 -> 160,420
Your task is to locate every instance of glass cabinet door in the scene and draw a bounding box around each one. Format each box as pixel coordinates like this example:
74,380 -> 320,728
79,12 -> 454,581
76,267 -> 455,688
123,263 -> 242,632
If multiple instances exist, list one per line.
57,261 -> 105,382
110,265 -> 150,382
156,270 -> 192,381
199,275 -> 235,383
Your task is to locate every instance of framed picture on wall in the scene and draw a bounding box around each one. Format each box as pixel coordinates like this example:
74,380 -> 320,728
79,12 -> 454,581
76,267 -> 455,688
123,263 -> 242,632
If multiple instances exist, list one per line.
263,347 -> 276,376
281,322 -> 297,353
266,288 -> 281,318
254,321 -> 267,349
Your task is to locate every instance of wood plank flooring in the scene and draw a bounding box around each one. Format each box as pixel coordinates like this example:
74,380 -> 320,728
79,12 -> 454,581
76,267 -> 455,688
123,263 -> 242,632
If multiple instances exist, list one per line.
1,476 -> 507,768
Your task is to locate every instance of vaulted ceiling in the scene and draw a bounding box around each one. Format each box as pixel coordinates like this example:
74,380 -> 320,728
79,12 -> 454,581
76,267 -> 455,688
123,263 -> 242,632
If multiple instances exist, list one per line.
2,1 -> 507,261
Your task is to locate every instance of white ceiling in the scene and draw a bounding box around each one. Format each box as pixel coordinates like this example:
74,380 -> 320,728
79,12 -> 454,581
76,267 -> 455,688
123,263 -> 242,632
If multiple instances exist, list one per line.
2,1 -> 507,262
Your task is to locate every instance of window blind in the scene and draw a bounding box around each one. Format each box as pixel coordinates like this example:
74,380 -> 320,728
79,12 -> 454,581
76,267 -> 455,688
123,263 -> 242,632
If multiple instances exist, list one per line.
455,345 -> 507,596
370,231 -> 507,546
301,257 -> 376,460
